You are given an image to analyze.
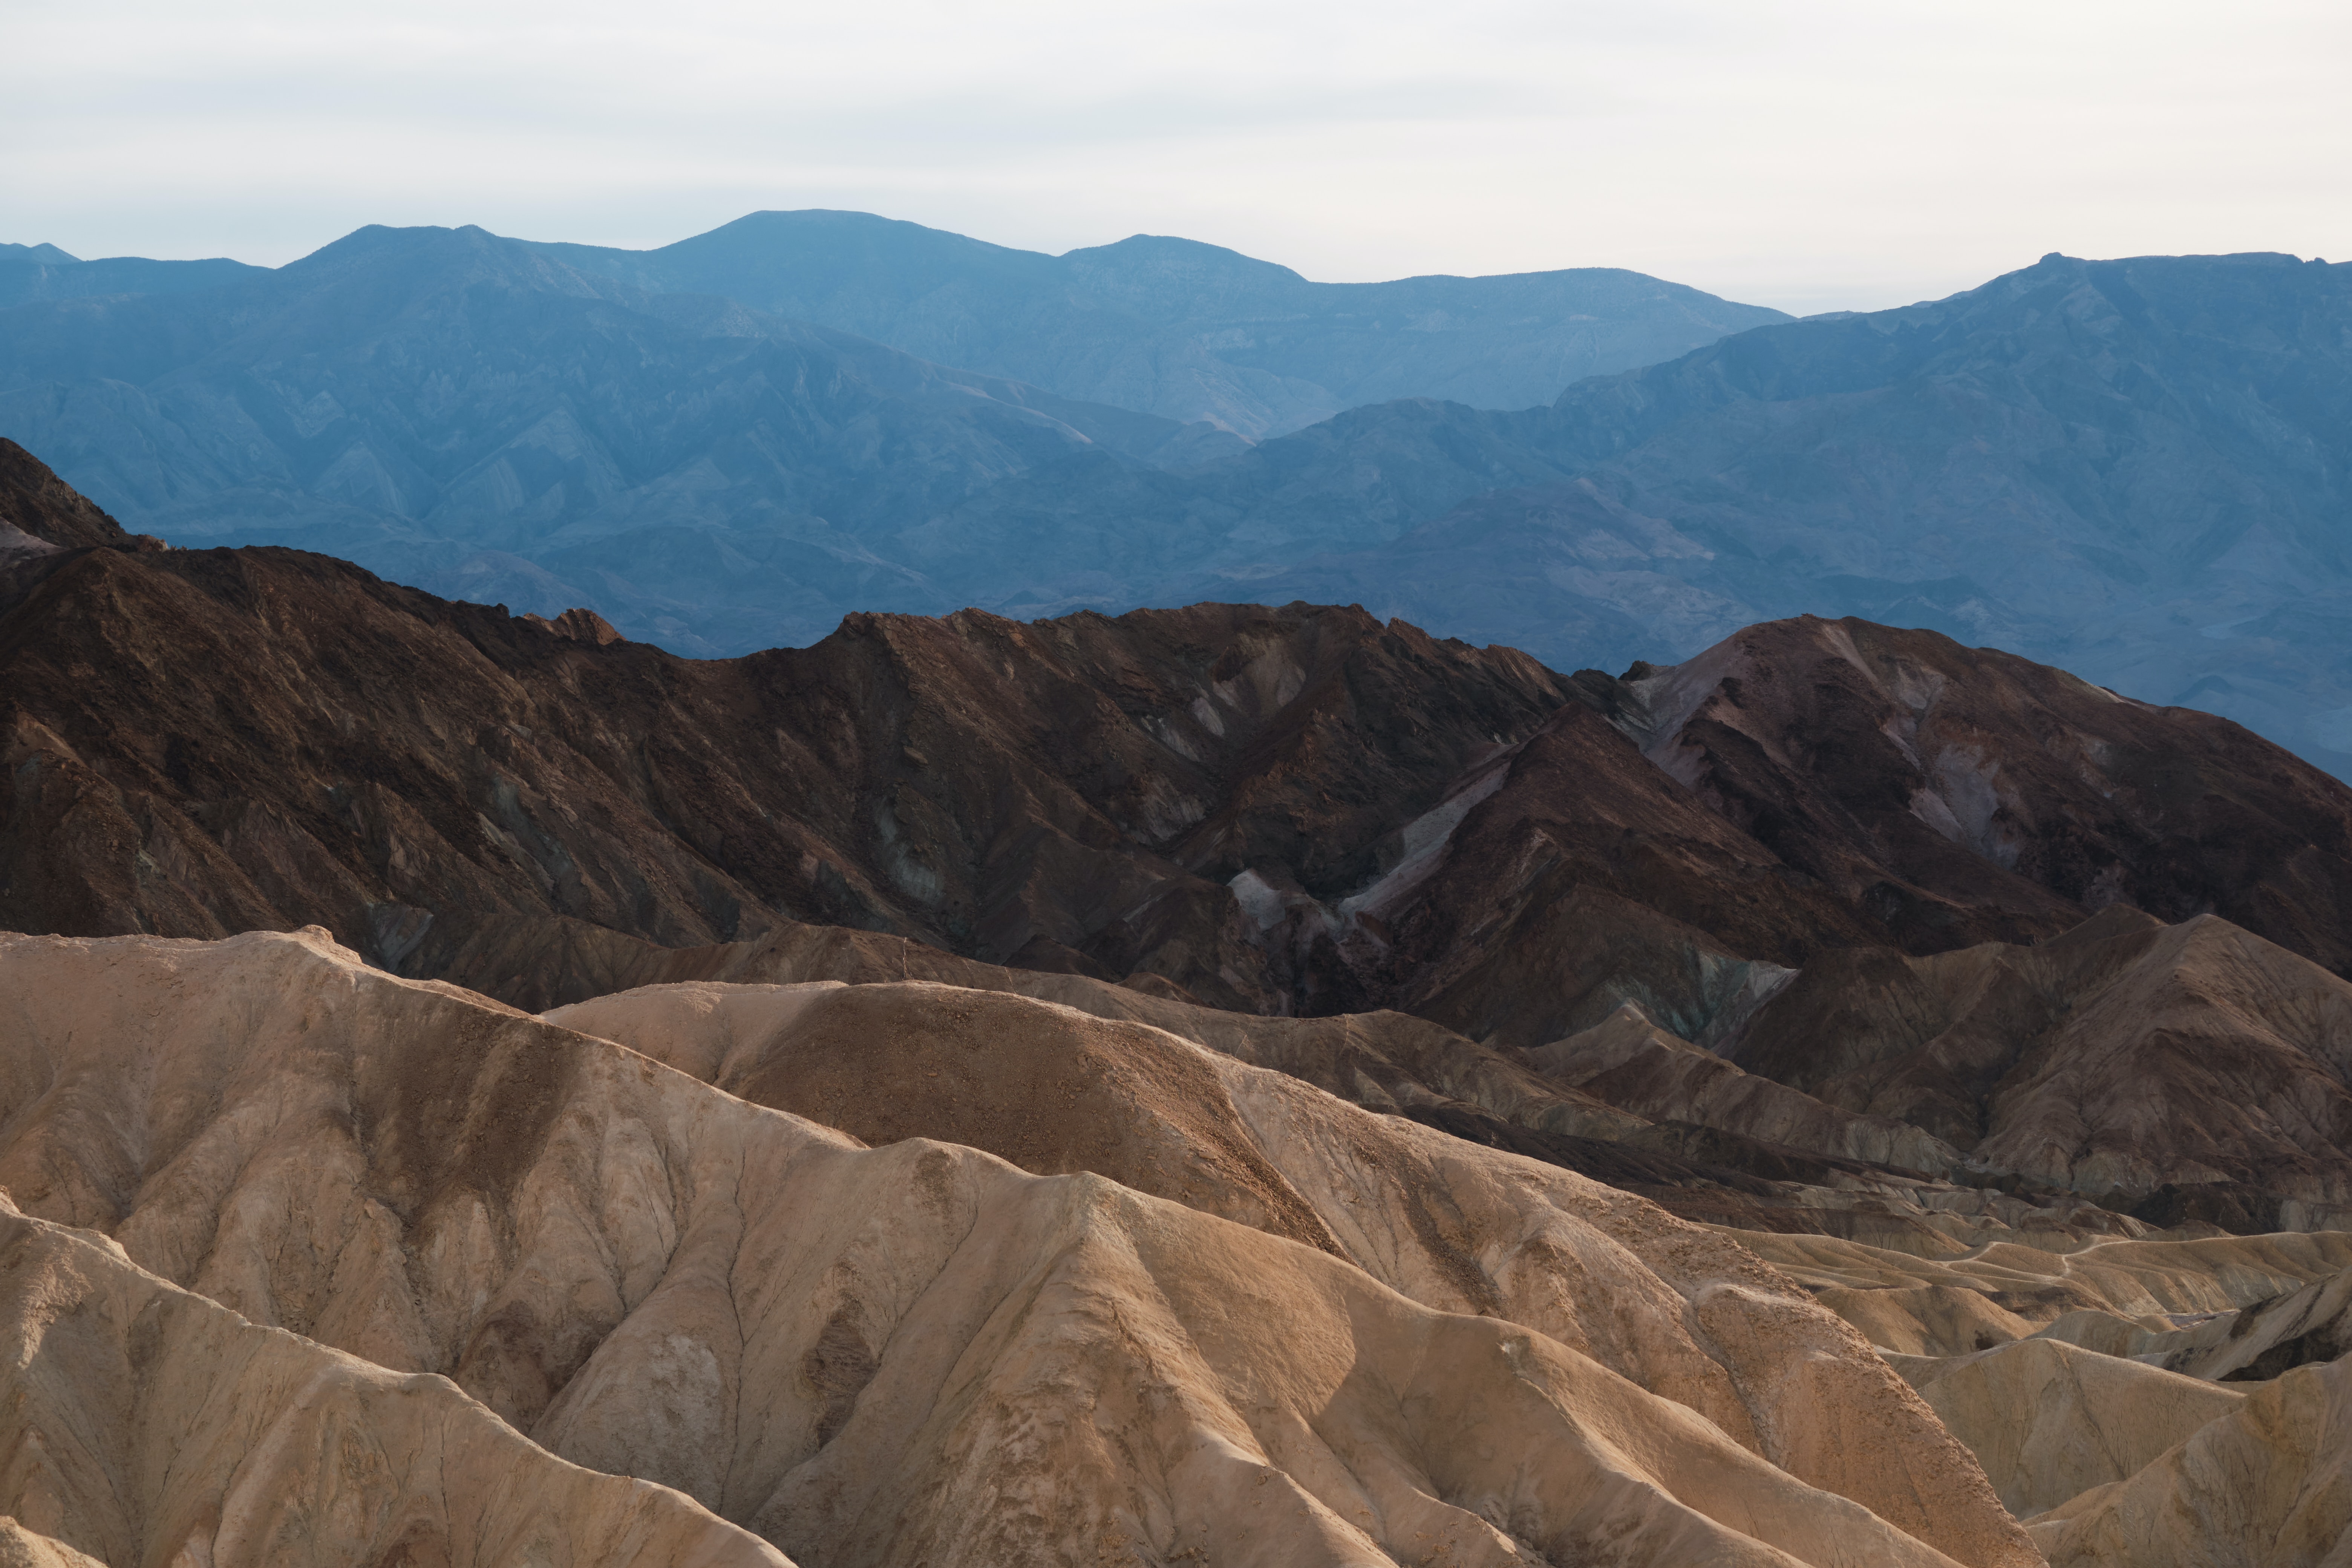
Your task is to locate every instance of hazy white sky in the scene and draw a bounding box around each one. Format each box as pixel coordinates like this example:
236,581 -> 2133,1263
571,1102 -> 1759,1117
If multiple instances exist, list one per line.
3,0 -> 2346,313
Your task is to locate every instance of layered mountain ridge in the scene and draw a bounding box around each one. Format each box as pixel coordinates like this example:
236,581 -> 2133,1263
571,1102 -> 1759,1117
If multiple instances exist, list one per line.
11,443 -> 2352,1248
5,225 -> 2347,776
0,224 -> 1251,653
0,926 -> 2040,1568
1031,250 -> 2352,770
531,208 -> 1788,437
12,445 -> 2352,1561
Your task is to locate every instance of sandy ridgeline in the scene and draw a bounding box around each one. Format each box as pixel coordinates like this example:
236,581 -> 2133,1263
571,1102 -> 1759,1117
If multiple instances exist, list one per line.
11,926 -> 2352,1565
0,927 -> 2039,1568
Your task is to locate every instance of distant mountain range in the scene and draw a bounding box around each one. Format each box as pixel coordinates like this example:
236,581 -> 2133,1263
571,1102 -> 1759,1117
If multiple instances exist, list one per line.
1179,250 -> 2352,770
0,240 -> 265,307
531,209 -> 1790,437
0,214 -> 1782,650
1,216 -> 2347,772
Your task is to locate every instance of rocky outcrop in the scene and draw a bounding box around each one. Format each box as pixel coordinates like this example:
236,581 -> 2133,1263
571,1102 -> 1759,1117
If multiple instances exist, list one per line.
2127,1263 -> 2352,1382
0,1521 -> 106,1568
0,928 -> 2039,1568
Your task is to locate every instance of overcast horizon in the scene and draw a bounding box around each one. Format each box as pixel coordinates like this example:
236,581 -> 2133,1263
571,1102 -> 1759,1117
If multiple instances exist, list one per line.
5,0 -> 2347,317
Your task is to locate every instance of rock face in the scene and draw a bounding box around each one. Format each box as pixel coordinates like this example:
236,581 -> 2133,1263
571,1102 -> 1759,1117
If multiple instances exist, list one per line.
0,1520 -> 107,1568
0,436 -> 154,553
1611,616 -> 2352,970
0,928 -> 2040,1568
0,1202 -> 789,1568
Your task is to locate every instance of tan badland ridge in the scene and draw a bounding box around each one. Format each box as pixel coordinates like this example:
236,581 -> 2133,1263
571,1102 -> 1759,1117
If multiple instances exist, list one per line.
1731,1219 -> 2352,1559
14,921 -> 2352,1562
544,933 -> 2352,1563
0,927 -> 2038,1568
0,1199 -> 787,1568
541,977 -> 2014,1539
547,901 -> 2352,1253
2026,1353 -> 2352,1565
1875,1329 -> 2352,1563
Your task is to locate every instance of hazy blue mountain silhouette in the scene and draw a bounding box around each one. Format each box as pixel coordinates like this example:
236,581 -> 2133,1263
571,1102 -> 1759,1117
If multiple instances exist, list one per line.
533,210 -> 1788,438
0,250 -> 266,309
634,245 -> 2348,769
1159,251 -> 2352,770
0,222 -> 1252,649
5,223 -> 2350,771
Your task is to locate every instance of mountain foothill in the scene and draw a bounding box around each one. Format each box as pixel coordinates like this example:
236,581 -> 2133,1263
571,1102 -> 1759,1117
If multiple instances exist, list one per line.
9,215 -> 2352,1567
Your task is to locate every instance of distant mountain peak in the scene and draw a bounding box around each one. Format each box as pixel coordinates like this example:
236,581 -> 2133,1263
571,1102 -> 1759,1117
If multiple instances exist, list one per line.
1060,232 -> 1311,289
521,210 -> 1785,437
283,221 -> 619,300
0,241 -> 78,264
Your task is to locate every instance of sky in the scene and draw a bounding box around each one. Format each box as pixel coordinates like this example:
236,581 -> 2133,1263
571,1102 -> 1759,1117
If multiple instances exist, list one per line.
3,0 -> 2347,315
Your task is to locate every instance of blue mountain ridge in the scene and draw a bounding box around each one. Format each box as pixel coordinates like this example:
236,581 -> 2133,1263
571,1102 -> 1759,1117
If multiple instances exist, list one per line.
2,217 -> 2347,773
532,209 -> 1788,438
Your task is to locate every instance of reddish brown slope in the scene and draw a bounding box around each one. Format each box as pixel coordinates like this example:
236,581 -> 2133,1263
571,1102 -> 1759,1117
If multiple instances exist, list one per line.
1618,615 -> 2352,969
8,446 -> 2352,1053
0,497 -> 1574,1010
1731,905 -> 2352,1230
1181,616 -> 2352,1048
0,436 -> 150,551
